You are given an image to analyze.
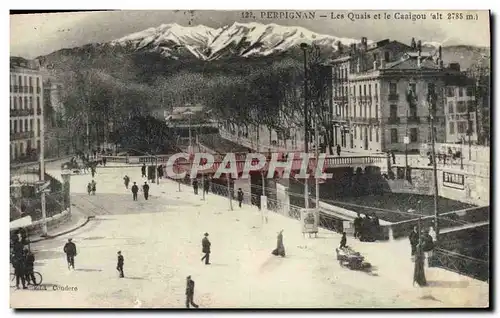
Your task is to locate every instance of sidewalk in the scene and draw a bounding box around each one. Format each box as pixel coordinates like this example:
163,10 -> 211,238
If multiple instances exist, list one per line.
30,206 -> 94,243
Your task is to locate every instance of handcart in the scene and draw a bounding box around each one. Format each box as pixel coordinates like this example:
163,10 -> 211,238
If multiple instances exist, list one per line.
336,247 -> 372,270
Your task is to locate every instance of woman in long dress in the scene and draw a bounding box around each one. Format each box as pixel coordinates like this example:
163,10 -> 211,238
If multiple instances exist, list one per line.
413,239 -> 427,287
272,230 -> 286,257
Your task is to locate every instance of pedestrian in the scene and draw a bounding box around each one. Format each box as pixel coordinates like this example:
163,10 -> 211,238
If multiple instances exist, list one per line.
131,182 -> 139,201
391,150 -> 396,164
353,213 -> 362,239
142,181 -> 150,200
141,163 -> 146,178
157,165 -> 163,179
237,188 -> 244,208
11,236 -> 27,289
192,179 -> 199,195
272,230 -> 286,257
91,165 -> 96,178
91,179 -> 96,195
409,226 -> 419,256
339,232 -> 347,249
203,177 -> 210,195
117,251 -> 124,278
413,238 -> 427,287
63,238 -> 77,270
87,182 -> 92,196
336,144 -> 341,156
24,248 -> 36,285
123,175 -> 130,189
185,275 -> 199,308
103,156 -> 107,167
201,233 -> 211,265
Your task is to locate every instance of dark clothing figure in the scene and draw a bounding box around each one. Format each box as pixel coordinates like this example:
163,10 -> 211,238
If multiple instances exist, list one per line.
391,151 -> 396,164
91,166 -> 96,178
421,233 -> 435,252
203,178 -> 210,194
409,229 -> 419,256
237,189 -> 244,208
13,257 -> 26,289
201,235 -> 211,265
141,164 -> 146,178
272,230 -> 285,257
413,244 -> 427,286
336,144 -> 341,156
117,253 -> 124,278
87,183 -> 92,196
185,276 -> 199,308
360,216 -> 373,242
91,181 -> 96,195
142,183 -> 150,200
131,184 -> 139,201
353,215 -> 362,239
157,165 -> 163,179
63,241 -> 77,269
193,180 -> 199,195
124,176 -> 130,189
103,157 -> 107,167
24,251 -> 36,285
339,233 -> 347,249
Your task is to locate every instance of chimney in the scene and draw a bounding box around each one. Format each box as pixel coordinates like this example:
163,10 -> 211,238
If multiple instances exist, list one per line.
417,40 -> 422,53
438,45 -> 442,60
411,37 -> 417,50
337,41 -> 343,54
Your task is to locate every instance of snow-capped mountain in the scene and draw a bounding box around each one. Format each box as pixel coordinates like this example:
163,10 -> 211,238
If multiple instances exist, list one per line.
111,22 -> 362,60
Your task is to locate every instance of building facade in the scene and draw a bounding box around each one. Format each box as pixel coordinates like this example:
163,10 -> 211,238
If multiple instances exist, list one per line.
444,72 -> 478,144
10,59 -> 44,162
330,38 -> 459,153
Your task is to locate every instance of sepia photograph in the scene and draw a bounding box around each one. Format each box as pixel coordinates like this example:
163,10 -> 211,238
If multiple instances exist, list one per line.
8,9 -> 491,309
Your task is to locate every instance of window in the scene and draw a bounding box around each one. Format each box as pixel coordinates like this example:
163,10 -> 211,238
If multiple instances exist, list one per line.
389,83 -> 397,94
14,120 -> 17,133
409,83 -> 417,95
36,77 -> 40,88
369,127 -> 373,141
18,76 -> 22,86
466,86 -> 474,97
359,85 -> 362,96
446,87 -> 455,97
363,84 -> 366,96
20,120 -> 23,132
30,119 -> 33,132
24,97 -> 28,110
375,103 -> 378,119
376,128 -> 379,142
390,104 -> 398,119
24,119 -> 28,131
428,83 -> 435,95
458,87 -> 463,97
353,86 -> 356,96
368,84 -> 372,97
18,97 -> 22,109
14,98 -> 17,109
466,100 -> 475,112
390,129 -> 398,143
449,122 -> 455,135
457,121 -> 467,134
410,128 -> 418,142
10,120 -> 12,133
37,119 -> 41,136
384,51 -> 390,62
457,101 -> 467,113
354,126 -> 357,139
375,83 -> 378,96
37,97 -> 41,110
448,101 -> 454,114
410,107 -> 417,118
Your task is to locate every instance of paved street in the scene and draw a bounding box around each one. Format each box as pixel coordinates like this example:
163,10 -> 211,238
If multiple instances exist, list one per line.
10,166 -> 488,308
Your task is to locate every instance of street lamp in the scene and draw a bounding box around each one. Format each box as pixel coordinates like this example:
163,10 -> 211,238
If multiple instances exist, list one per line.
427,89 -> 440,244
184,110 -> 195,154
300,42 -> 310,210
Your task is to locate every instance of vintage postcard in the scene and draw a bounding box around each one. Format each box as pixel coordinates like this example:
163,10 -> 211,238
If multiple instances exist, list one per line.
9,10 -> 490,309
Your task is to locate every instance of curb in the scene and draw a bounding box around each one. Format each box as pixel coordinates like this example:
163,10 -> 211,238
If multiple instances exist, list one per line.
31,215 -> 95,243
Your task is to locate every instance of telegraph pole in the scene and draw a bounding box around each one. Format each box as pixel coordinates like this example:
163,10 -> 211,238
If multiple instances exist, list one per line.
39,95 -> 47,236
315,115 -> 320,209
300,43 -> 310,210
428,94 -> 440,243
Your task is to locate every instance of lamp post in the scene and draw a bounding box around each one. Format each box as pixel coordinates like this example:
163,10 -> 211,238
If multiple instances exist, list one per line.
460,136 -> 464,170
184,110 -> 194,154
300,42 -> 310,210
428,90 -> 440,244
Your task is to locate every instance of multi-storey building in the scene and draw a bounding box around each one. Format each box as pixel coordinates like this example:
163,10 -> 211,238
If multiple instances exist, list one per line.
329,38 -> 460,153
10,58 -> 44,162
444,71 -> 478,144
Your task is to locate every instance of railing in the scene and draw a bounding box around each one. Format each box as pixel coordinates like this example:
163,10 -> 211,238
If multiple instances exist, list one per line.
407,116 -> 420,124
10,131 -> 34,141
10,108 -> 34,117
388,93 -> 399,101
387,117 -> 400,124
219,129 -> 303,153
430,248 -> 489,282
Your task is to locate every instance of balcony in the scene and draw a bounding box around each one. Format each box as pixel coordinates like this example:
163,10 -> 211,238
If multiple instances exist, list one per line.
388,117 -> 400,124
13,85 -> 19,93
331,115 -> 348,123
388,93 -> 399,101
407,116 -> 420,124
10,108 -> 34,117
10,131 -> 35,141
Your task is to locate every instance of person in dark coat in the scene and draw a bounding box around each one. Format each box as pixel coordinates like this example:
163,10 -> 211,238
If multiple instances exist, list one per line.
339,232 -> 347,249
91,179 -> 96,195
201,233 -> 211,265
103,157 -> 107,167
413,239 -> 427,287
185,275 -> 199,308
24,248 -> 36,285
63,238 -> 77,270
409,226 -> 419,256
87,182 -> 92,196
359,214 -> 371,241
91,165 -> 96,178
142,182 -> 150,200
391,150 -> 396,164
123,175 -> 130,189
131,182 -> 139,201
272,230 -> 286,257
237,188 -> 244,207
203,177 -> 210,195
192,179 -> 199,195
141,163 -> 146,178
117,251 -> 124,278
336,144 -> 341,156
353,213 -> 362,239
11,236 -> 27,289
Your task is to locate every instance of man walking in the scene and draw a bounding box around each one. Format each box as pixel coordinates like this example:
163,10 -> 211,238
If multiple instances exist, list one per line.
63,238 -> 77,270
185,275 -> 199,308
409,226 -> 419,256
24,248 -> 36,285
11,236 -> 27,289
117,251 -> 124,278
123,175 -> 130,189
203,177 -> 210,195
336,144 -> 341,156
131,182 -> 139,201
193,179 -> 199,195
237,188 -> 244,208
141,163 -> 146,178
142,181 -> 150,200
201,233 -> 211,265
353,213 -> 362,239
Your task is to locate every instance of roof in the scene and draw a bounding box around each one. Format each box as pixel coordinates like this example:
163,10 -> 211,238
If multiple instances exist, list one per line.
383,57 -> 441,70
172,105 -> 204,115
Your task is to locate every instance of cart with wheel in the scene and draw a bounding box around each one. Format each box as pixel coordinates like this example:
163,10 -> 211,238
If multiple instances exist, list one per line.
336,247 -> 372,270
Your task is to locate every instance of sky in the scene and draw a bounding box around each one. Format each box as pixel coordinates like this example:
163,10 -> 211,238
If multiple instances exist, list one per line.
10,10 -> 491,59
